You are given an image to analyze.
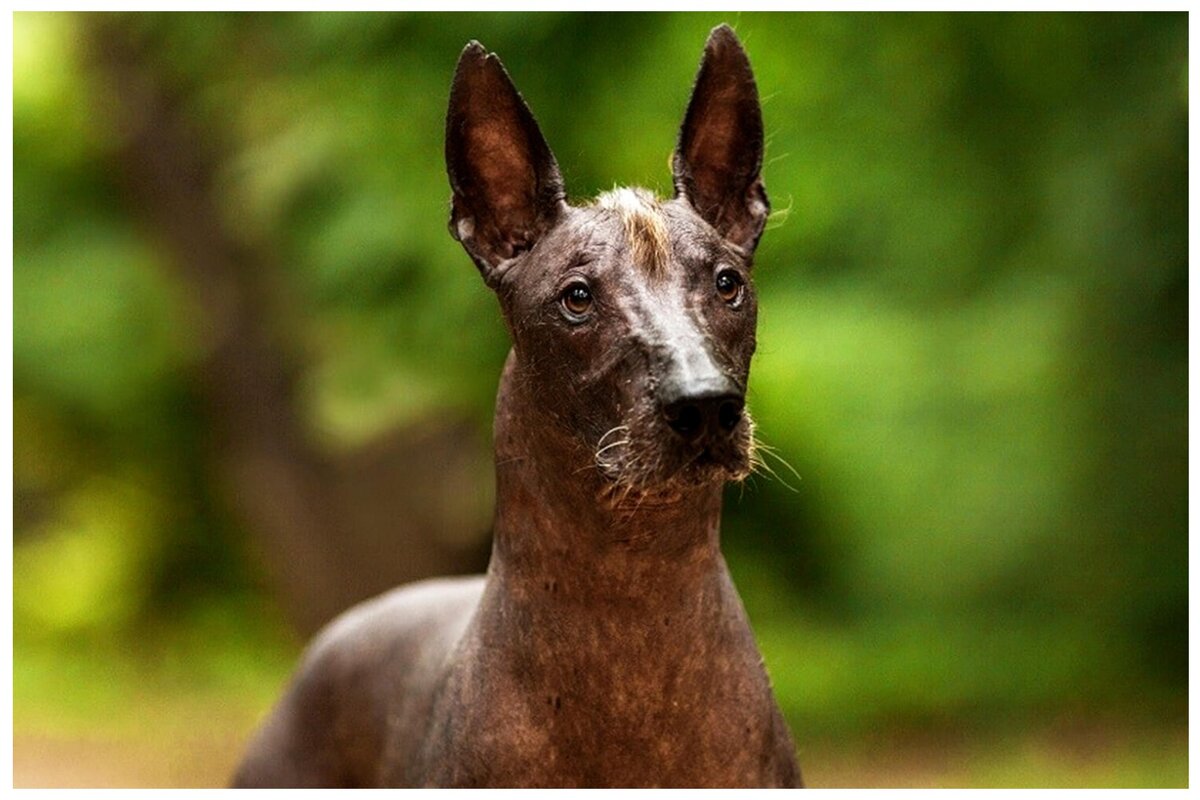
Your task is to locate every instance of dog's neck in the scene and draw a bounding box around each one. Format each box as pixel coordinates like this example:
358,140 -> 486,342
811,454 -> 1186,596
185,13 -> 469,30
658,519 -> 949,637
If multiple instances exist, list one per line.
486,351 -> 726,602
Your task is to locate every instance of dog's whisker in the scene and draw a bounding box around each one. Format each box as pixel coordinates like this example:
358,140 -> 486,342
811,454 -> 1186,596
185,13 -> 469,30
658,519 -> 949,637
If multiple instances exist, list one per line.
594,439 -> 631,459
748,446 -> 799,493
756,443 -> 802,484
596,425 -> 630,449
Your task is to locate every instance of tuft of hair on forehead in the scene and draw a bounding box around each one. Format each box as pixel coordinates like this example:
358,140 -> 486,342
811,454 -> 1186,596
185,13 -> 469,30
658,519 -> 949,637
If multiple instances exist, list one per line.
594,186 -> 670,276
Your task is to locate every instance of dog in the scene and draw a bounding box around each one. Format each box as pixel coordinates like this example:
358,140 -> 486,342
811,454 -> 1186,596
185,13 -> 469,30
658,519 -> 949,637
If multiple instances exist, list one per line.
233,24 -> 801,788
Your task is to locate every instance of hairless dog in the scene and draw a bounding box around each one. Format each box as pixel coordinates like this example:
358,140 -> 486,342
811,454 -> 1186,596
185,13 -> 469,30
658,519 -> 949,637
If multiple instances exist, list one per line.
233,24 -> 802,788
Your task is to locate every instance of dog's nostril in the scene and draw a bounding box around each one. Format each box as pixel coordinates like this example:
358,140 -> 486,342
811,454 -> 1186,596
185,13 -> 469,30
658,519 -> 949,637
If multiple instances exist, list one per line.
666,403 -> 705,439
664,393 -> 743,440
718,400 -> 743,431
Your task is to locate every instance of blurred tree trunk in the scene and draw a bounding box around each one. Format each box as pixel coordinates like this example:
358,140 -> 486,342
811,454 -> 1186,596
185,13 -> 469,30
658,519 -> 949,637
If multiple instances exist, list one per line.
82,15 -> 491,637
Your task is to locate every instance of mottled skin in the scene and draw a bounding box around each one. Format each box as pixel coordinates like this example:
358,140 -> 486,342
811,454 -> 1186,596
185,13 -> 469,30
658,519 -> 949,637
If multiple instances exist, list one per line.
233,25 -> 802,788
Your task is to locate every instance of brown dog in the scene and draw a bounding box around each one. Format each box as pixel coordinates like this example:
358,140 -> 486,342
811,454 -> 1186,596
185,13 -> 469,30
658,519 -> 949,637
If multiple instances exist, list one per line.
233,24 -> 801,788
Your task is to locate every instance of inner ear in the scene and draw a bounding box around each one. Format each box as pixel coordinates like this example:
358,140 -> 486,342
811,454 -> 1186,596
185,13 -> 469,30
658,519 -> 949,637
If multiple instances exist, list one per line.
446,42 -> 566,282
672,25 -> 769,254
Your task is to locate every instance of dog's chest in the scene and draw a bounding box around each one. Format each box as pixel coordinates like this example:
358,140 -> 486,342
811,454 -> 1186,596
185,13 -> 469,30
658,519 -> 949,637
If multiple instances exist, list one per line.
402,607 -> 784,787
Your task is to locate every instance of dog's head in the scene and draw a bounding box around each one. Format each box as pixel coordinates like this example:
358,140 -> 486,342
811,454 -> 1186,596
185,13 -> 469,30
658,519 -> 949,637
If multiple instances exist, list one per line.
446,25 -> 768,495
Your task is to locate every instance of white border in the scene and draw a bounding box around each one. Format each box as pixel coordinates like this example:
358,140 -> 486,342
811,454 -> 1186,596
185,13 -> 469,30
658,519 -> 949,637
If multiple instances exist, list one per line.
4,4 -> 1193,797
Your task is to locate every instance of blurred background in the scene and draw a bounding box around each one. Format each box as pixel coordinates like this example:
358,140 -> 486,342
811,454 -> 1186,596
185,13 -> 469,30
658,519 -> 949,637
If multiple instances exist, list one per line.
13,11 -> 1187,788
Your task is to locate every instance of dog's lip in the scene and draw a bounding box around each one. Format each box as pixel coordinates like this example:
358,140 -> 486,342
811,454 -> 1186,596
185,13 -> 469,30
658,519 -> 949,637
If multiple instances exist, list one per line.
692,441 -> 744,466
676,444 -> 747,484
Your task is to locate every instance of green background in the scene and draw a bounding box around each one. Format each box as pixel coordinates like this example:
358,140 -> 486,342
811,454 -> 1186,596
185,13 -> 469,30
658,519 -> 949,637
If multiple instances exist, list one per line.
13,11 -> 1187,787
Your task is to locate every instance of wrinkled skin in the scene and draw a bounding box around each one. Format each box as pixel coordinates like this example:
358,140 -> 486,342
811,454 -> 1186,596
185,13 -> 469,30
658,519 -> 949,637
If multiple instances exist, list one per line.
495,199 -> 758,497
233,25 -> 802,788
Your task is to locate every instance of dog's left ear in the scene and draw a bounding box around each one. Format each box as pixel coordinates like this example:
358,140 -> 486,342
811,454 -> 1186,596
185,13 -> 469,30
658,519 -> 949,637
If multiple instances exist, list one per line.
672,25 -> 769,254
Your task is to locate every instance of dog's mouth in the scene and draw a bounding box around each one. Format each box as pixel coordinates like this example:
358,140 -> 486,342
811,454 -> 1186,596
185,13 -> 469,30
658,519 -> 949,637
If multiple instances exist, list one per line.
591,412 -> 753,497
679,439 -> 753,483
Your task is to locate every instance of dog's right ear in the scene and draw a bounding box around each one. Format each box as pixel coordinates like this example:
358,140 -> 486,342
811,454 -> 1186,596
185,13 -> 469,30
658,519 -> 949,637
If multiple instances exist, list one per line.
445,42 -> 566,285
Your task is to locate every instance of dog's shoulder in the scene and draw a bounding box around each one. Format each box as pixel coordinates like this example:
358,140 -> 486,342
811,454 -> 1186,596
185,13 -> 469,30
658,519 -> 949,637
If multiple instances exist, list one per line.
298,576 -> 488,724
310,575 -> 487,669
233,576 -> 486,787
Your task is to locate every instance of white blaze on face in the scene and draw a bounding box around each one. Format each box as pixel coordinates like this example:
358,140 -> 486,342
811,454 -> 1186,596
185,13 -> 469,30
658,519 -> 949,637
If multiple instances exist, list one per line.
646,277 -> 728,398
593,188 -> 727,398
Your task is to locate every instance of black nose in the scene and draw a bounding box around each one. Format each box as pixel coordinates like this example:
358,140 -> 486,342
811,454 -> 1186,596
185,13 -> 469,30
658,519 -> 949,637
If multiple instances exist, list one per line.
663,393 -> 744,441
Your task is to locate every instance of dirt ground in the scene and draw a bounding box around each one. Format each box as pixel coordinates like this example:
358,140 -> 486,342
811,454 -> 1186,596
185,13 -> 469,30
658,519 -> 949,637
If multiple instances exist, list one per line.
14,722 -> 1188,788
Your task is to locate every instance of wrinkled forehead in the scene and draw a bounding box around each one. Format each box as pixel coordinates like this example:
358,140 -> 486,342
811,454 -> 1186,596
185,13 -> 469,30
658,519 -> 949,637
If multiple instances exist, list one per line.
586,188 -> 728,272
500,188 -> 733,297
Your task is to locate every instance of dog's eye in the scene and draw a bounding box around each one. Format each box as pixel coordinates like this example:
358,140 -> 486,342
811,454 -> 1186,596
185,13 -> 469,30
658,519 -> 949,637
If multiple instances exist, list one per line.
561,282 -> 593,318
715,269 -> 744,305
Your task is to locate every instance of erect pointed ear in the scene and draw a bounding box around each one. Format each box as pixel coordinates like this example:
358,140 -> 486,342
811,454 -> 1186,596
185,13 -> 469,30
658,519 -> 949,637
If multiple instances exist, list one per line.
672,25 -> 769,254
445,41 -> 566,285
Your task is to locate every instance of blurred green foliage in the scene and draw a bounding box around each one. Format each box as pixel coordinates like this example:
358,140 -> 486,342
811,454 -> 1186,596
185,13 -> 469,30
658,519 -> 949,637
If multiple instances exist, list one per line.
13,11 -> 1187,783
